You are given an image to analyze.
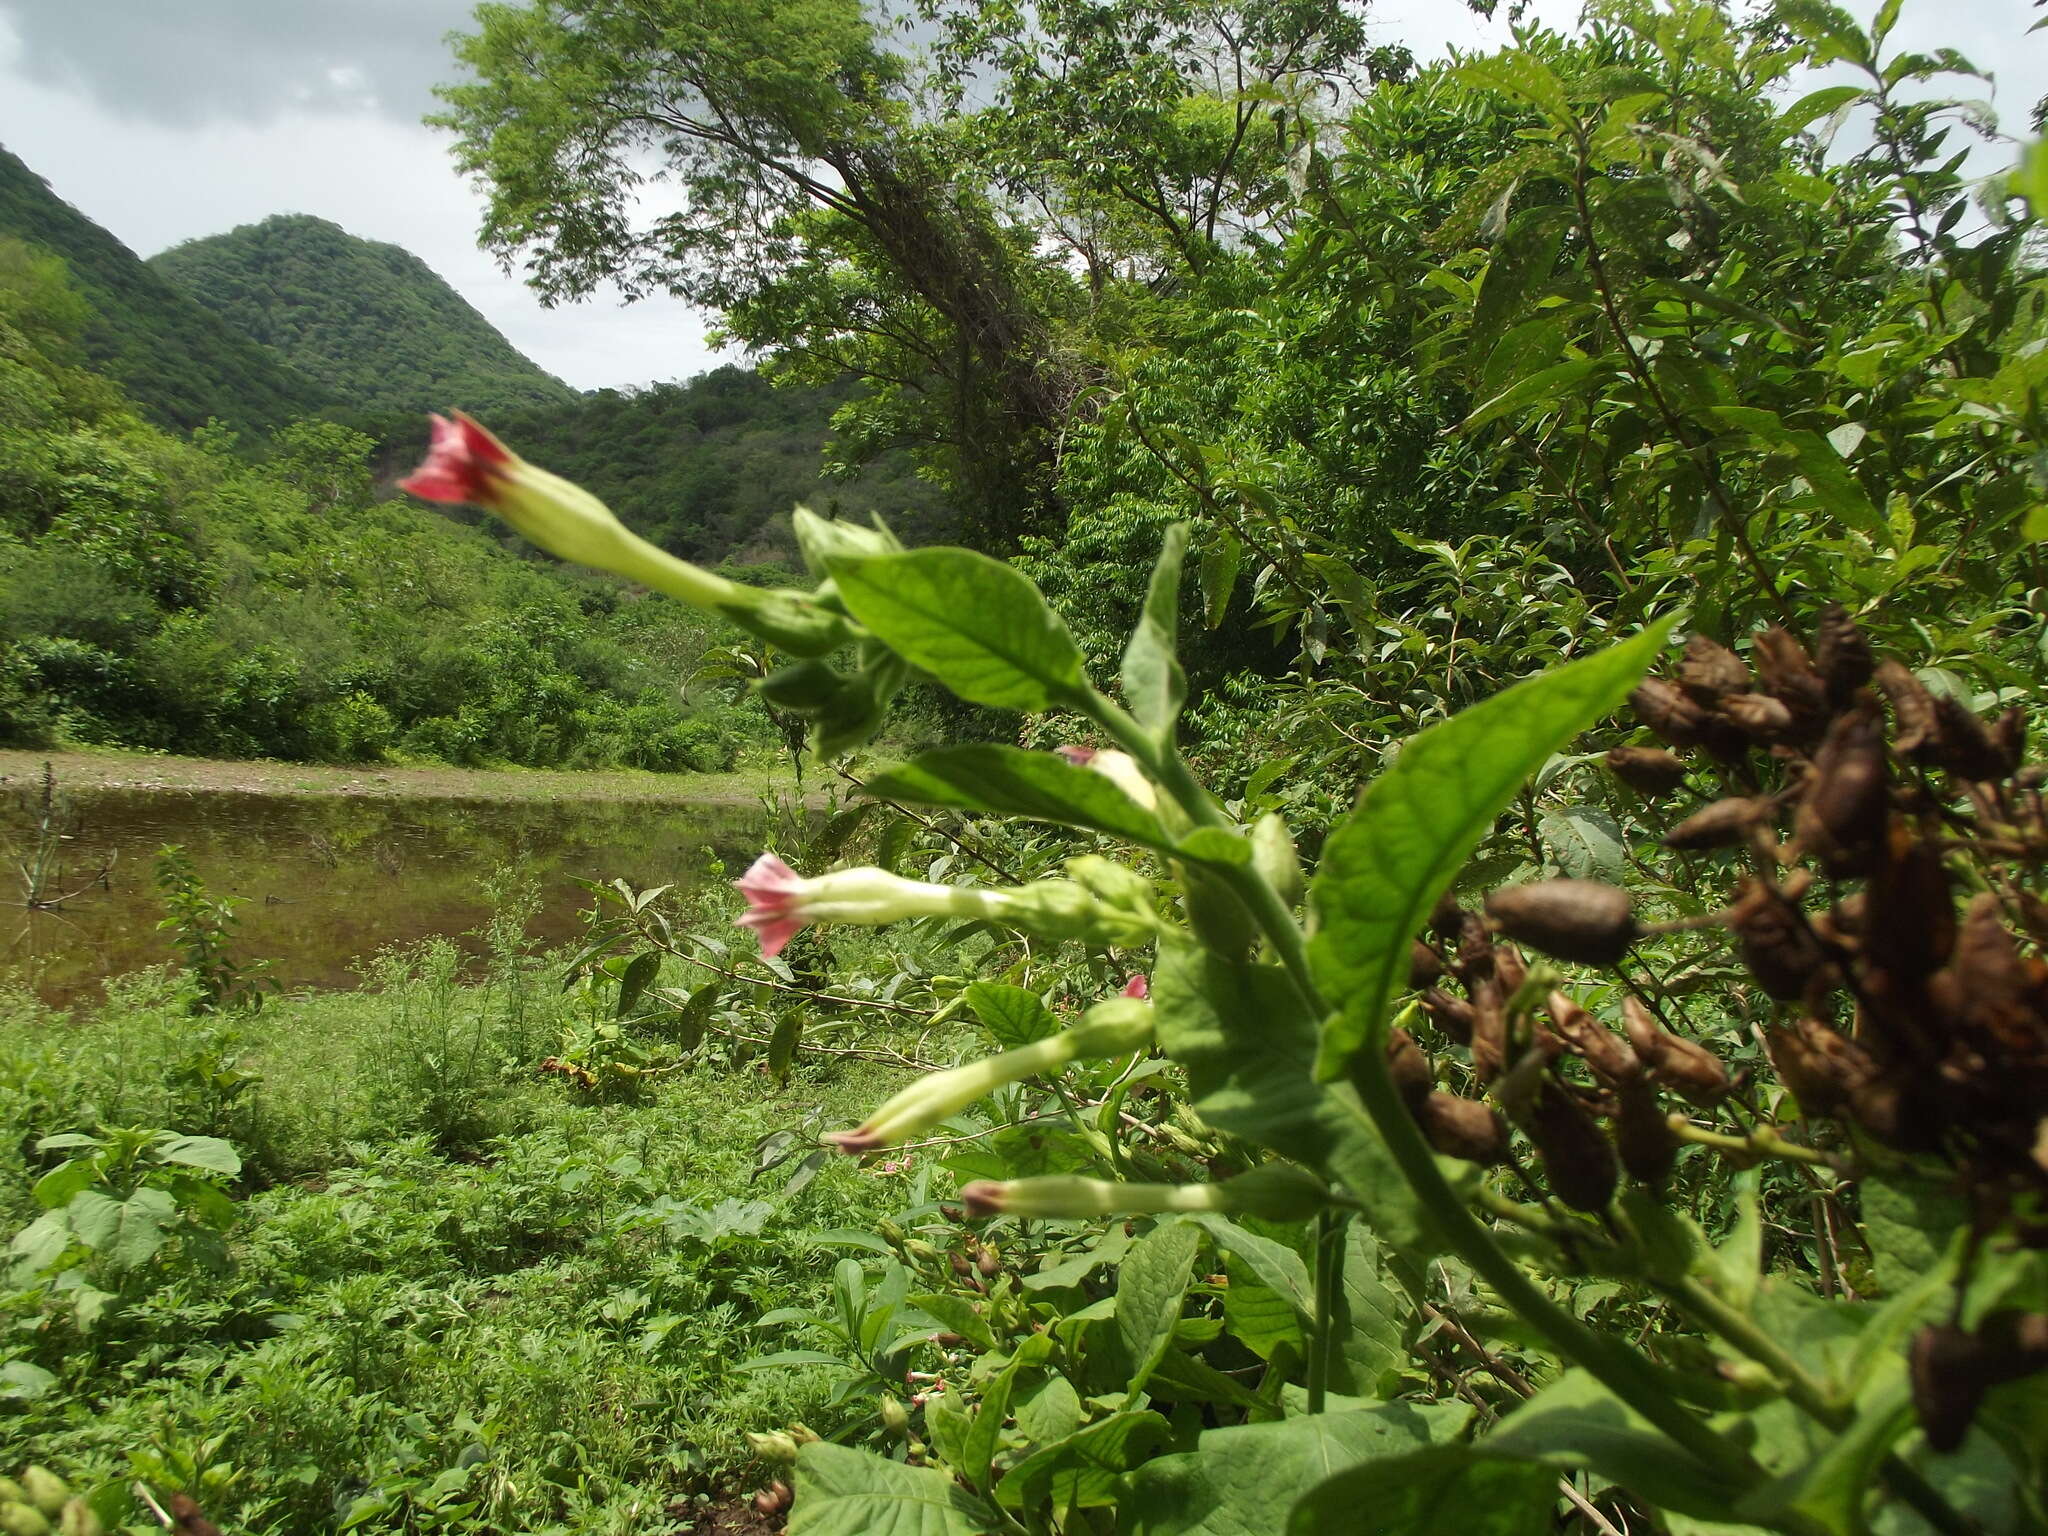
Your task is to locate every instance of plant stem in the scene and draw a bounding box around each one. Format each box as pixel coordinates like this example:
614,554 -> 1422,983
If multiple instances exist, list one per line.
1308,1208 -> 1347,1415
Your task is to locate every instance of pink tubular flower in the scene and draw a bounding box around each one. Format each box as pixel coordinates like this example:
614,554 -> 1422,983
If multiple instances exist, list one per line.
1122,974 -> 1149,1000
399,412 -> 514,505
734,852 -> 809,958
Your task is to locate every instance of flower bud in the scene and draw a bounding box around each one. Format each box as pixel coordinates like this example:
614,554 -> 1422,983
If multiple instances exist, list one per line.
57,1501 -> 101,1536
880,1395 -> 911,1439
961,1164 -> 1332,1222
16,1477 -> 63,1523
1485,881 -> 1637,968
825,1004 -> 1154,1154
0,1504 -> 52,1536
747,1432 -> 801,1465
1055,748 -> 1163,817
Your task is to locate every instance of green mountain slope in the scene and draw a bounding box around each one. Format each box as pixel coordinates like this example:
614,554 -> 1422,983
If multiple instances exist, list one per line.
150,214 -> 576,417
0,144 -> 334,435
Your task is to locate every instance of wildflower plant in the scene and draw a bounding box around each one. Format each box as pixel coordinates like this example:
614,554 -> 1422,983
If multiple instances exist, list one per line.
404,426 -> 2045,1536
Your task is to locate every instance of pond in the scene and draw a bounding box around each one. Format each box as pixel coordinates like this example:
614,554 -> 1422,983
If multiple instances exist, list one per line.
0,781 -> 768,1006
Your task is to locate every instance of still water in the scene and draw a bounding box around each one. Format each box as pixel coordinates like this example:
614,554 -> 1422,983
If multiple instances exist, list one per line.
0,784 -> 766,1005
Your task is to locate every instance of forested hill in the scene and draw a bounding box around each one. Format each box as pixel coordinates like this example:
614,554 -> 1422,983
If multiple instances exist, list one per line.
150,214 -> 575,417
0,144 -> 333,435
491,367 -> 957,562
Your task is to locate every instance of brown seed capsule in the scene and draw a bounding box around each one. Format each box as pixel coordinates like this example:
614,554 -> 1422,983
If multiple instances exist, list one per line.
1678,634 -> 1751,703
1614,1081 -> 1677,1183
1765,1017 -> 1875,1118
1631,678 -> 1749,762
1931,692 -> 2014,783
1419,988 -> 1475,1046
1795,700 -> 1888,878
1606,745 -> 1689,797
1729,880 -> 1835,1003
1619,997 -> 1728,1105
1862,831 -> 1955,985
1486,880 -> 1638,968
1720,692 -> 1796,743
1469,985 -> 1507,1083
1875,659 -> 1940,758
976,1244 -> 1000,1277
1520,1081 -> 1619,1212
1751,627 -> 1829,742
1547,990 -> 1641,1085
1416,1091 -> 1509,1165
1993,709 -> 2027,776
1910,1314 -> 2048,1454
1665,797 -> 1767,852
1408,940 -> 1445,990
1813,603 -> 1874,707
1385,1026 -> 1434,1110
1492,943 -> 1529,997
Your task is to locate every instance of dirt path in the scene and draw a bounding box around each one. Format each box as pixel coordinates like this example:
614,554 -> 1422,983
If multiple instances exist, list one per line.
0,749 -> 808,807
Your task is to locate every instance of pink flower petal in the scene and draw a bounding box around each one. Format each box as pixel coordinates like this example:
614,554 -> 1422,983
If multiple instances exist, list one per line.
1055,745 -> 1097,767
734,852 -> 808,956
1122,974 -> 1149,1000
399,412 -> 514,506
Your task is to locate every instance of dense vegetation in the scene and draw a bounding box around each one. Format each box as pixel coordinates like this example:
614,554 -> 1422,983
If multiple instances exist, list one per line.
150,215 -> 577,419
7,0 -> 2048,1534
0,238 -> 764,770
0,146 -> 334,437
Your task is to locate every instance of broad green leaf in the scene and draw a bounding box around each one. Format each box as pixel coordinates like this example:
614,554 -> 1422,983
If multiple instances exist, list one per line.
1707,407 -> 1883,535
908,1292 -> 998,1352
1455,358 -> 1610,436
1471,206 -> 1568,362
1486,1371 -> 1739,1518
1309,621 -> 1673,1079
960,1356 -> 1025,1490
6,1210 -> 72,1273
1455,51 -> 1573,124
1737,1378 -> 1914,1535
830,549 -> 1087,712
31,1159 -> 97,1210
1540,805 -> 1627,882
0,1360 -> 55,1400
614,952 -> 660,1019
1781,85 -> 1864,131
1153,936 -> 1434,1256
1199,530 -> 1242,629
1023,1225 -> 1132,1290
865,746 -> 1171,849
767,1010 -> 802,1082
1176,827 -> 1251,865
68,1187 -> 177,1270
1190,1216 -> 1312,1318
1014,1374 -> 1083,1445
965,982 -> 1061,1047
1860,1172 -> 1967,1295
157,1135 -> 242,1177
1219,1260 -> 1304,1360
790,1442 -> 997,1536
1129,1401 -> 1472,1536
994,1409 -> 1172,1511
1287,1444 -> 1558,1535
1123,523 -> 1190,740
1328,1222 -> 1408,1399
1119,1219 -> 1202,1397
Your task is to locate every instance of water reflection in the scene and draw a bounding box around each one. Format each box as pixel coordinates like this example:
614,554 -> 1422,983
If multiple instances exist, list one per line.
0,784 -> 764,1004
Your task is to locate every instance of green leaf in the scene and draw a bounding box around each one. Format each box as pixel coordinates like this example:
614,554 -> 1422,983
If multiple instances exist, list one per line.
1119,1219 -> 1202,1397
1199,530 -> 1242,629
865,745 -> 1170,849
1220,1260 -> 1304,1361
1486,1371 -> 1739,1518
908,1292 -> 997,1352
1153,936 -> 1434,1256
790,1442 -> 997,1536
1023,1225 -> 1133,1290
1123,523 -> 1190,741
768,1010 -> 802,1083
1328,1222 -> 1409,1399
1706,407 -> 1883,536
31,1159 -> 98,1210
1455,358 -> 1610,436
994,1410 -> 1173,1511
1176,827 -> 1251,865
0,1360 -> 55,1400
1454,51 -> 1573,124
1309,621 -> 1673,1079
964,982 -> 1060,1047
959,1357 -> 1025,1490
1190,1216 -> 1313,1318
1780,84 -> 1865,131
614,952 -> 660,1019
1860,1173 -> 1968,1296
1130,1401 -> 1473,1536
1540,806 -> 1627,882
68,1187 -> 177,1271
1287,1445 -> 1559,1535
1015,1374 -> 1083,1445
157,1135 -> 242,1177
830,549 -> 1087,712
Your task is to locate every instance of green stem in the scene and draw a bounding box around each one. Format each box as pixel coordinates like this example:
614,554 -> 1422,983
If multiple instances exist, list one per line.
1665,1280 -> 1982,1536
1309,1208 -> 1347,1415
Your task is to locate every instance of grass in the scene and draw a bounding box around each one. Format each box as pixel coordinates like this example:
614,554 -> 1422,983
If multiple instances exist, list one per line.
0,938 -> 913,1534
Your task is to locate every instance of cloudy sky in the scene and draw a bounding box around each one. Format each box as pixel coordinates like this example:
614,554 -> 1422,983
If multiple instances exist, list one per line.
0,0 -> 2038,394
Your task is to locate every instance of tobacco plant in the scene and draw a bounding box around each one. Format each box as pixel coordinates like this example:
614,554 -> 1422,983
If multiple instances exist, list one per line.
400,387 -> 2044,1534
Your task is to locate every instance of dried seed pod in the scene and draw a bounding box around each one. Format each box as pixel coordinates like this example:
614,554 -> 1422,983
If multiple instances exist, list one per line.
1910,1314 -> 2048,1453
1408,940 -> 1445,990
1419,988 -> 1475,1045
975,1244 -> 1000,1277
1619,997 -> 1728,1105
1547,990 -> 1641,1085
1452,912 -> 1496,985
1429,891 -> 1467,942
1993,708 -> 2027,776
1606,745 -> 1689,797
1794,699 -> 1888,878
1631,677 -> 1747,761
1862,831 -> 1955,985
1665,796 -> 1767,852
1875,659 -> 1940,758
1416,1091 -> 1509,1164
1386,1027 -> 1434,1110
1493,943 -> 1529,997
1486,880 -> 1638,968
1751,627 -> 1829,741
1931,692 -> 2014,782
1729,880 -> 1836,1003
1521,1080 -> 1619,1212
1678,634 -> 1751,702
1719,692 -> 1796,743
1469,985 -> 1507,1083
1846,1075 -> 1942,1152
1813,604 -> 1874,707
1614,1080 -> 1677,1183
1765,1017 -> 1875,1118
